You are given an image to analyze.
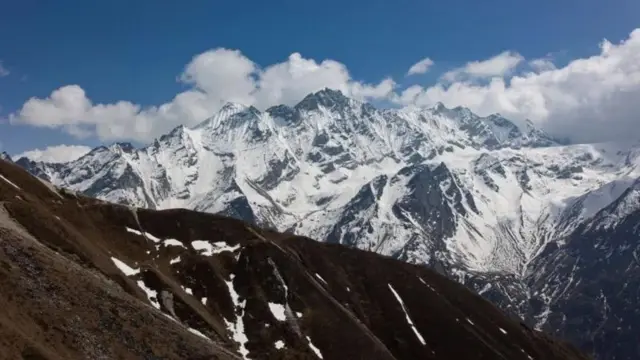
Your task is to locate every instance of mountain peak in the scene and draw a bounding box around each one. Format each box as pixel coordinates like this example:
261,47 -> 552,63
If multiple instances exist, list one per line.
158,124 -> 188,142
315,87 -> 347,98
295,88 -> 351,111
109,142 -> 136,153
220,101 -> 250,113
194,102 -> 261,130
432,101 -> 447,111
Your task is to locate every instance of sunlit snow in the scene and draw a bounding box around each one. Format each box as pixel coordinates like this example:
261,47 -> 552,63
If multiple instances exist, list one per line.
111,257 -> 140,276
38,98 -> 640,280
315,273 -> 328,285
188,327 -> 210,340
191,240 -> 240,256
137,280 -> 160,309
223,274 -> 250,359
306,336 -> 323,359
163,238 -> 185,247
0,174 -> 20,190
388,283 -> 427,345
268,303 -> 287,321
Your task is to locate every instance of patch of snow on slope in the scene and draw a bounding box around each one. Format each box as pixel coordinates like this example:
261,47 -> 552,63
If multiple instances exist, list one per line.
0,174 -> 20,190
163,238 -> 185,248
125,227 -> 161,243
306,336 -> 323,359
137,280 -> 160,309
110,257 -> 140,276
268,303 -> 287,321
124,227 -> 140,235
418,277 -> 437,293
267,257 -> 302,335
144,232 -> 162,243
188,327 -> 210,340
191,240 -> 240,256
388,283 -> 426,345
315,273 -> 328,285
223,274 -> 250,359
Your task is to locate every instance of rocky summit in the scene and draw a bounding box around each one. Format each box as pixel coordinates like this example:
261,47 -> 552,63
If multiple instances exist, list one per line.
0,154 -> 590,358
13,89 -> 640,359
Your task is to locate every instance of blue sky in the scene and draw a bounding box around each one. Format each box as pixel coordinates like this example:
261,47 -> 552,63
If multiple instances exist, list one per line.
1,0 -> 639,162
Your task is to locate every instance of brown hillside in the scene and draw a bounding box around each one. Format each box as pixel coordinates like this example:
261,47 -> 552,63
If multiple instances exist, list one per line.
0,158 -> 588,360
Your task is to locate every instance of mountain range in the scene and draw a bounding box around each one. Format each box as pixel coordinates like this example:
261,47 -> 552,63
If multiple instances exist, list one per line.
0,155 -> 590,359
11,89 -> 640,359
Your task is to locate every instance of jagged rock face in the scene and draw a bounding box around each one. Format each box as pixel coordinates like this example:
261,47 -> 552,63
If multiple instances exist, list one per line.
0,159 -> 589,360
15,89 -> 640,359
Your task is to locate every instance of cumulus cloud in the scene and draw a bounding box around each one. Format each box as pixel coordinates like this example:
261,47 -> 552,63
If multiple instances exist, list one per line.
9,28 -> 640,145
0,61 -> 9,77
10,49 -> 395,142
396,28 -> 640,143
14,144 -> 92,163
529,58 -> 556,72
407,58 -> 434,76
442,51 -> 524,81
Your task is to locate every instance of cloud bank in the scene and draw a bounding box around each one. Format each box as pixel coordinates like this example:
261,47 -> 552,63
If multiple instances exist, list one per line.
8,28 -> 640,146
9,50 -> 395,143
441,51 -> 524,82
395,28 -> 640,143
14,144 -> 92,163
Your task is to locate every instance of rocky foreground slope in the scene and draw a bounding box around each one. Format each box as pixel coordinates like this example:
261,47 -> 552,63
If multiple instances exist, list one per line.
0,158 -> 589,359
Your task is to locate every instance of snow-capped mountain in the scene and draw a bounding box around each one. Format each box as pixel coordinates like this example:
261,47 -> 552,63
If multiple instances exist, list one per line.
16,89 -> 640,359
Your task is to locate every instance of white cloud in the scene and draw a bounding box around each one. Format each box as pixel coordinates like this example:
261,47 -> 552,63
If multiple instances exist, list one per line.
442,51 -> 524,81
179,48 -> 257,105
0,61 -> 9,77
407,58 -> 434,76
396,28 -> 640,143
9,49 -> 394,142
529,58 -> 556,72
14,144 -> 92,163
9,28 -> 640,145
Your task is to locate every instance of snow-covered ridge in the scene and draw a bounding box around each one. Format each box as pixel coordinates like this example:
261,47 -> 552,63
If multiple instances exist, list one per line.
16,89 -> 640,277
